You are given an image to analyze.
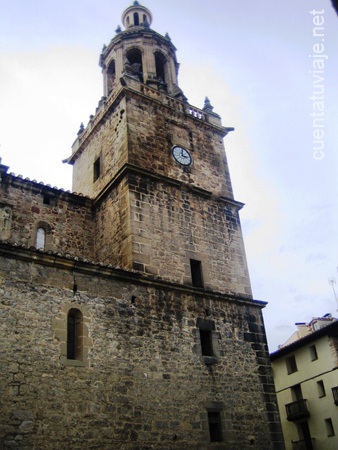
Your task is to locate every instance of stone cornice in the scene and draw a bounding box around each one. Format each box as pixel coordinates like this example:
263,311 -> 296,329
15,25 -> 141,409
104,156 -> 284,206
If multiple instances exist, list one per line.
94,163 -> 245,211
65,82 -> 232,166
0,241 -> 265,308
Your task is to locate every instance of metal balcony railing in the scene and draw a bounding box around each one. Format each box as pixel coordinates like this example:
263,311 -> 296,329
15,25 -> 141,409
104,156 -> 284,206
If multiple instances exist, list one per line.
286,399 -> 310,421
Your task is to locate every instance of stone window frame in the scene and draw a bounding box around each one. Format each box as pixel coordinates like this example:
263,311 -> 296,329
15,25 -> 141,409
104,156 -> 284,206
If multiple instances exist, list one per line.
35,227 -> 46,249
197,318 -> 219,365
54,303 -> 92,367
185,252 -> 210,288
190,259 -> 204,288
93,156 -> 101,182
203,402 -> 225,445
32,221 -> 52,251
67,308 -> 83,360
208,411 -> 223,442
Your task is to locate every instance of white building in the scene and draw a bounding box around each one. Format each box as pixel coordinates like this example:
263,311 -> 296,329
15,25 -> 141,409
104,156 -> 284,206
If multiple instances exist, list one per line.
271,316 -> 338,450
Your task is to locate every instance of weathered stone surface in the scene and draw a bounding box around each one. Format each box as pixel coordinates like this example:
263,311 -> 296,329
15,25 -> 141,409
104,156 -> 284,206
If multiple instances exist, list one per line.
0,254 -> 280,449
0,2 -> 285,448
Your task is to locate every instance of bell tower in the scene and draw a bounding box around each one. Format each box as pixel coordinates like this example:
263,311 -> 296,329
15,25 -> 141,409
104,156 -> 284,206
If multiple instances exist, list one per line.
66,1 -> 252,298
0,3 -> 285,448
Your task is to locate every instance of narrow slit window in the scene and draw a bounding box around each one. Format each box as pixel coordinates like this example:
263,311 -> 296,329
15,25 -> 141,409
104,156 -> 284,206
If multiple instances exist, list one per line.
134,12 -> 139,25
35,227 -> 46,250
208,411 -> 223,442
190,259 -> 204,288
189,130 -> 194,150
67,308 -> 83,360
93,157 -> 101,182
43,195 -> 50,205
200,329 -> 214,356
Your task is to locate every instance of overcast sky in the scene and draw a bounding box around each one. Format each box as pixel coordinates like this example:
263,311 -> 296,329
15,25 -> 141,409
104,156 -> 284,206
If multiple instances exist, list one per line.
1,0 -> 337,351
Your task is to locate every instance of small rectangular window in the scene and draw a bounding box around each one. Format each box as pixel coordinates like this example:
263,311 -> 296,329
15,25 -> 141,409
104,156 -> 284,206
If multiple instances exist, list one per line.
291,384 -> 303,401
190,259 -> 203,288
309,345 -> 318,361
208,411 -> 223,442
197,319 -> 217,363
286,355 -> 297,374
43,195 -> 51,205
325,418 -> 335,437
317,380 -> 326,398
200,329 -> 214,356
93,157 -> 101,182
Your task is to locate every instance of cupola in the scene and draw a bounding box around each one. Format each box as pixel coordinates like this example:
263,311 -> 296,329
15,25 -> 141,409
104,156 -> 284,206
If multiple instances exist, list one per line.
99,1 -> 185,100
121,1 -> 153,29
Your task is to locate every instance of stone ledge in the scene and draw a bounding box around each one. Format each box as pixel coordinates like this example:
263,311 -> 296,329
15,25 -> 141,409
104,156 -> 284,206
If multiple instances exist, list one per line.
0,240 -> 266,310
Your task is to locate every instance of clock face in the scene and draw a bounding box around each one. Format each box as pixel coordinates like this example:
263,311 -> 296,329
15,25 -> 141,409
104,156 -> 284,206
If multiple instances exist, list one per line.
172,146 -> 192,166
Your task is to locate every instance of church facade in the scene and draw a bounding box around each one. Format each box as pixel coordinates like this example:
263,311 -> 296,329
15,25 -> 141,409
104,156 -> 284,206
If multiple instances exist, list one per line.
0,2 -> 284,449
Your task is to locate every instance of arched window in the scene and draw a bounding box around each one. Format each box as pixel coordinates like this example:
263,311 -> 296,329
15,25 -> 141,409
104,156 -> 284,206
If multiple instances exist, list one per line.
134,12 -> 139,26
67,308 -> 83,360
107,60 -> 116,95
35,227 -> 46,250
126,48 -> 143,82
155,52 -> 167,83
56,304 -> 91,367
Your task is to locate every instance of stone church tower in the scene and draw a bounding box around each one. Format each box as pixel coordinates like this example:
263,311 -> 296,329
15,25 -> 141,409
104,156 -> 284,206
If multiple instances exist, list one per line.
0,2 -> 284,449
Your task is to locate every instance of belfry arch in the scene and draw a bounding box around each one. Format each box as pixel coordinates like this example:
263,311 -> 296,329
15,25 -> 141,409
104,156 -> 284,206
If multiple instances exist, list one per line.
126,48 -> 143,81
106,60 -> 116,95
154,51 -> 167,84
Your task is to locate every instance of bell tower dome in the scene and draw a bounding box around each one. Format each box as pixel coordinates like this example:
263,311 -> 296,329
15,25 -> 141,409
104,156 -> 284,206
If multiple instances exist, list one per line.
99,1 -> 183,98
121,1 -> 153,28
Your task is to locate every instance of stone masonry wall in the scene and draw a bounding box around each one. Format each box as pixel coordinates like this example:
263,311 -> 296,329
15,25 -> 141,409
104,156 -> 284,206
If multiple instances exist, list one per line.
71,96 -> 128,199
70,86 -> 235,202
127,172 -> 252,297
126,89 -> 234,200
94,176 -> 133,268
0,175 -> 95,259
0,251 -> 283,450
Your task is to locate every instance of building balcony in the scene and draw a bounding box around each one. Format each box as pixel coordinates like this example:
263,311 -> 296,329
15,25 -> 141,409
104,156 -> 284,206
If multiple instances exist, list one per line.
292,438 -> 315,450
332,386 -> 338,405
286,399 -> 310,421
